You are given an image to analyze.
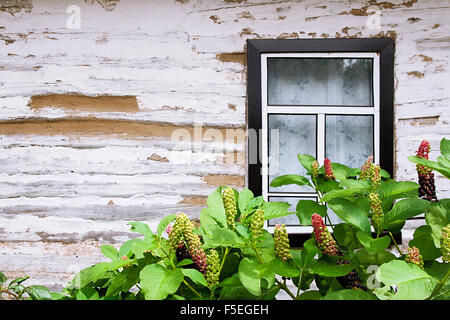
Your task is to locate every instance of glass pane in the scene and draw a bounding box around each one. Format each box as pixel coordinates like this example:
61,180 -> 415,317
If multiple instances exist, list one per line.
268,114 -> 316,192
267,58 -> 373,106
325,115 -> 373,168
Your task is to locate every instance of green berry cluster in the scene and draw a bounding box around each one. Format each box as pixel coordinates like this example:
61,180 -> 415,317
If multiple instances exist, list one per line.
205,249 -> 220,288
370,165 -> 381,191
169,212 -> 190,251
368,193 -> 384,234
274,224 -> 292,262
441,224 -> 450,263
250,209 -> 264,239
405,246 -> 424,270
222,186 -> 237,229
359,155 -> 374,180
311,160 -> 319,180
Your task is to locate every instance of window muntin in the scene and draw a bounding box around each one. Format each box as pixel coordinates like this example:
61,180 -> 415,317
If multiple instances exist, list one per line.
261,52 -> 380,233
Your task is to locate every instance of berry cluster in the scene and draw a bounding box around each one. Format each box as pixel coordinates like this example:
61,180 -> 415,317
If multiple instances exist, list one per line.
324,158 -> 335,181
441,224 -> 450,263
359,155 -> 374,180
415,140 -> 438,202
311,213 -> 341,256
274,224 -> 292,262
250,209 -> 264,239
368,193 -> 384,234
205,249 -> 220,288
370,165 -> 381,191
311,160 -> 319,180
222,186 -> 237,229
168,212 -> 207,273
405,246 -> 424,270
311,214 -> 367,290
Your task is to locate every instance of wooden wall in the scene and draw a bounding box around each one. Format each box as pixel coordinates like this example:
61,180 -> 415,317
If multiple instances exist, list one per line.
0,0 -> 449,290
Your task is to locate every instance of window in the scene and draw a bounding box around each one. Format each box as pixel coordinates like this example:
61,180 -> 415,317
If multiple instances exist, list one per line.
247,39 -> 394,234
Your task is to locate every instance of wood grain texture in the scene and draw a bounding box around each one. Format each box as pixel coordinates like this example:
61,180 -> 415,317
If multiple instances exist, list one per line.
0,0 -> 449,291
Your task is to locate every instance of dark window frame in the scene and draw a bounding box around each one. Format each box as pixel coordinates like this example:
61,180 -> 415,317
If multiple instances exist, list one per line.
247,38 -> 395,197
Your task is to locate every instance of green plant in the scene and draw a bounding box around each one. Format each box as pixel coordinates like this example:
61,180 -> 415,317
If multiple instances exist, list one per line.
21,138 -> 449,300
0,272 -> 53,300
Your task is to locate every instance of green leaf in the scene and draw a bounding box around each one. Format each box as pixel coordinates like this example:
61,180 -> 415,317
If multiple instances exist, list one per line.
238,258 -> 275,296
327,198 -> 371,233
310,259 -> 354,277
104,268 -> 139,298
100,244 -> 119,261
25,285 -> 52,300
297,154 -> 317,172
320,187 -> 368,203
176,259 -> 194,267
238,188 -> 254,215
292,238 -> 320,271
375,260 -> 435,300
356,231 -> 391,254
75,287 -> 99,300
270,258 -> 301,278
0,271 -> 6,286
409,225 -> 441,260
321,289 -> 377,300
128,221 -> 153,237
296,200 -> 327,226
331,163 -> 352,181
354,248 -> 396,266
157,214 -> 176,236
262,201 -> 292,220
204,187 -> 227,228
384,198 -> 431,227
182,268 -> 208,287
338,179 -> 371,189
139,264 -> 184,300
202,227 -> 245,249
131,237 -> 158,259
270,174 -> 312,189
298,290 -> 323,300
8,275 -> 29,288
376,181 -> 419,200
441,138 -> 450,159
118,238 -> 142,258
408,156 -> 450,179
426,201 -> 450,247
333,224 -> 360,251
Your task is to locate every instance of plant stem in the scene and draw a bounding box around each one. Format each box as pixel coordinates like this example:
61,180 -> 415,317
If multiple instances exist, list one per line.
388,231 -> 403,256
295,271 -> 304,298
253,246 -> 264,264
182,279 -> 203,299
218,247 -> 230,275
0,289 -> 20,300
313,182 -> 335,232
427,267 -> 450,300
275,278 -> 296,300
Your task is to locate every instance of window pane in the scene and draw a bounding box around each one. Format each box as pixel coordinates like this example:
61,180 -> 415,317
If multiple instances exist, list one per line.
267,58 -> 373,106
268,114 -> 316,192
326,115 -> 374,169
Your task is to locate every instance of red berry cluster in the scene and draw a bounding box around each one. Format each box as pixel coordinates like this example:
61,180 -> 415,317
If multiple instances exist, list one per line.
324,158 -> 335,181
415,140 -> 437,202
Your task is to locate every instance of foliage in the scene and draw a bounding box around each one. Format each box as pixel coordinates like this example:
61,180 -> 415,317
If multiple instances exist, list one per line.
2,138 -> 448,300
0,273 -> 53,300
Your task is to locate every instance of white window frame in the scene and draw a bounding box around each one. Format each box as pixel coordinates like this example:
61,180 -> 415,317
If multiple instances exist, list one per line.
261,52 -> 380,234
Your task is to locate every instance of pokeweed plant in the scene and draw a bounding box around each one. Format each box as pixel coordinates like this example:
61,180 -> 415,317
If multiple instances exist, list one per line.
47,186 -> 306,300
11,138 -> 448,300
268,137 -> 449,300
0,272 -> 53,300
